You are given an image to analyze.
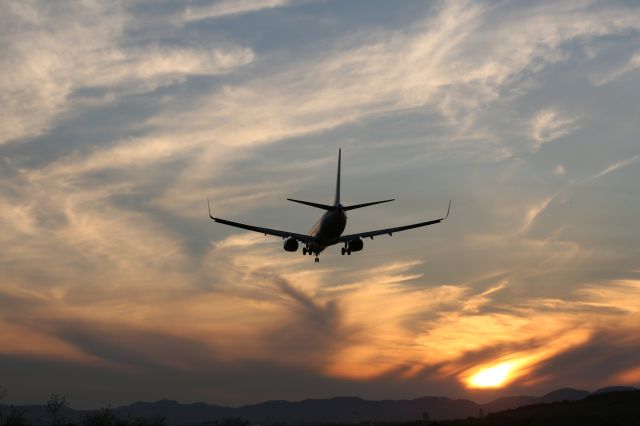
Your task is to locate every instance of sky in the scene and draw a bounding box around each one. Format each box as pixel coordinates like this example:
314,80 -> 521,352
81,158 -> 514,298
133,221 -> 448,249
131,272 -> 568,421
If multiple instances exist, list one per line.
1,0 -> 640,410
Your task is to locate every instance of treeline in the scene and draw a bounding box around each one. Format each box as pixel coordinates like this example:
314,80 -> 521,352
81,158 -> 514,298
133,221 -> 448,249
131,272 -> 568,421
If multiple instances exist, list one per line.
1,406 -> 165,426
0,387 -> 256,426
0,392 -> 165,426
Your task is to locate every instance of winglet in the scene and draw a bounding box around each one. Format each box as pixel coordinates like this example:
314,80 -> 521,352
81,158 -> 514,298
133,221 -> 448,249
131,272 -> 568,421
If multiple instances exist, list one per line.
334,148 -> 341,206
444,200 -> 452,219
207,199 -> 215,220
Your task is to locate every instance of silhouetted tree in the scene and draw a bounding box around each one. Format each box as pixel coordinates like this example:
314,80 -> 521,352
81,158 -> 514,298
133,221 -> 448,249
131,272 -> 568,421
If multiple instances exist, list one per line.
0,386 -> 6,424
212,417 -> 248,426
127,417 -> 166,426
46,394 -> 69,426
84,407 -> 165,426
83,407 -> 123,426
2,406 -> 30,426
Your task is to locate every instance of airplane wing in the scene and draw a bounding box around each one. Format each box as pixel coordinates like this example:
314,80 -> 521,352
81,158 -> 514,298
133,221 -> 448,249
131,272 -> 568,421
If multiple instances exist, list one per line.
339,201 -> 451,242
208,201 -> 315,244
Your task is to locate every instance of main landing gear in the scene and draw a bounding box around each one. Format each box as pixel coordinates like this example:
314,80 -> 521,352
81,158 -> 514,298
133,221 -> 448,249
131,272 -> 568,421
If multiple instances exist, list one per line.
302,246 -> 320,263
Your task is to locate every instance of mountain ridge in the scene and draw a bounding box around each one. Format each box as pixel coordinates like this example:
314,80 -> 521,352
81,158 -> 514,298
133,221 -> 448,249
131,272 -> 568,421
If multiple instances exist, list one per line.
2,386 -> 636,424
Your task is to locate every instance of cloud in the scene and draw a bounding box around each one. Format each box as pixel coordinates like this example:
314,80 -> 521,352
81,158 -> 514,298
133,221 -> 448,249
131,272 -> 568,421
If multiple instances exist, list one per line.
77,45 -> 255,91
0,0 -> 254,145
592,51 -> 640,85
584,155 -> 640,183
123,0 -> 640,217
519,196 -> 557,234
462,327 -> 592,389
183,0 -> 292,22
459,279 -> 640,390
10,0 -> 640,217
259,272 -> 350,369
554,164 -> 566,176
529,108 -> 579,151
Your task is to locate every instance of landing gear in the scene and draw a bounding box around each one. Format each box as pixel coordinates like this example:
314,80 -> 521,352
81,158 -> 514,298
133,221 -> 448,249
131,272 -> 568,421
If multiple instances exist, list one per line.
341,245 -> 351,256
304,246 -> 319,262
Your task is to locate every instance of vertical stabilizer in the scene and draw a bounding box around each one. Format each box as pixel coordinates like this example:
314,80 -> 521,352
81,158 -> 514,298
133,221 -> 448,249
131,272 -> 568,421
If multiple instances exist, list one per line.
334,148 -> 341,205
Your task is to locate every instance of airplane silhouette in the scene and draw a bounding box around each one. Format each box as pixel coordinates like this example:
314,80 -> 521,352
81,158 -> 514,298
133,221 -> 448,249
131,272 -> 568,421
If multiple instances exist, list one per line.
208,149 -> 450,263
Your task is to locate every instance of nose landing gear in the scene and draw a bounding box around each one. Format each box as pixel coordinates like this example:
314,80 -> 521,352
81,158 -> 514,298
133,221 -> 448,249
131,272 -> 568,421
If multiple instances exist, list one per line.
341,245 -> 351,256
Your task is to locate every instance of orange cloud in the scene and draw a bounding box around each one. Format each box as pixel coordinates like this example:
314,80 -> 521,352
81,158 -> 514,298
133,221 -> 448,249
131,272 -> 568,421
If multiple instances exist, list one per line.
462,328 -> 591,389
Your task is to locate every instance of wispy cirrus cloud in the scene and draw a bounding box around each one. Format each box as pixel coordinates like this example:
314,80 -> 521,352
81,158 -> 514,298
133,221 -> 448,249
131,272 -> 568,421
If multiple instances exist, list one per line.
183,0 -> 292,23
529,108 -> 579,152
584,155 -> 640,183
591,51 -> 640,85
0,0 -> 254,146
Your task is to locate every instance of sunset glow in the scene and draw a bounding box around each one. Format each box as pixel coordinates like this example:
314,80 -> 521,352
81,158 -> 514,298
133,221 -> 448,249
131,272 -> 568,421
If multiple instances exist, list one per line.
466,362 -> 517,388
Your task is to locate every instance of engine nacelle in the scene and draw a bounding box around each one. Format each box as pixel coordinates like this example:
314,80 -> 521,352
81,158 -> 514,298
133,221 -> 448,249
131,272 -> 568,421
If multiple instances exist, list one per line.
283,237 -> 299,252
348,238 -> 364,252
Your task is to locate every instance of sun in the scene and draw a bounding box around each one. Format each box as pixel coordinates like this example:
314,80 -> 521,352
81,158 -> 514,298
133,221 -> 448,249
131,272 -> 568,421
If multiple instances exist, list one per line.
466,361 -> 515,388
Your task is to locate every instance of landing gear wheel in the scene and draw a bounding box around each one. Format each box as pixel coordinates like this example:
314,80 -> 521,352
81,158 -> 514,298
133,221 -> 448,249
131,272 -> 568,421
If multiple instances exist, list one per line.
314,257 -> 319,263
302,247 -> 307,255
341,247 -> 346,256
347,249 -> 352,255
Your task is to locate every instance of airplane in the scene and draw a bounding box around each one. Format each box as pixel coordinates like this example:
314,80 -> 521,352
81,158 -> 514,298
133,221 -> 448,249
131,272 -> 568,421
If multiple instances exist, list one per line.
208,149 -> 450,263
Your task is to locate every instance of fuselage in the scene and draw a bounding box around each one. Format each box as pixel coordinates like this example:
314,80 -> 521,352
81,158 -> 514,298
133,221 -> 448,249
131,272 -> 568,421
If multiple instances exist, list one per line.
308,204 -> 347,252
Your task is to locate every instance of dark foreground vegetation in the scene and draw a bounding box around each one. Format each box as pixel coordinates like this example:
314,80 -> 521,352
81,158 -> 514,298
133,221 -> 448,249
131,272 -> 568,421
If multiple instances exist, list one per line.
0,405 -> 167,426
0,392 -> 166,426
1,388 -> 638,426
429,390 -> 640,426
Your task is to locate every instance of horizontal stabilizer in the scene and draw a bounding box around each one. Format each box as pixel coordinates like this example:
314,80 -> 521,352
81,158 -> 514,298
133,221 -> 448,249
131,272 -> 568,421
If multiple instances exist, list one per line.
344,199 -> 395,211
287,198 -> 334,210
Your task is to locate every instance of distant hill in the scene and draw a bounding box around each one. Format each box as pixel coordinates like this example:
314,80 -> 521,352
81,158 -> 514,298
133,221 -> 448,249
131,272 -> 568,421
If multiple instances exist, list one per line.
479,395 -> 539,414
2,386 -> 636,425
481,387 -> 591,413
114,399 -> 233,424
538,388 -> 591,403
442,389 -> 640,426
593,386 -> 636,394
114,396 -> 480,423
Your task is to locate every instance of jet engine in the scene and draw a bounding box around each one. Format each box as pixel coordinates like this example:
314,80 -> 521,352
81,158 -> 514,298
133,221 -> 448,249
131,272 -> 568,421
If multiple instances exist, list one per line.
348,238 -> 364,252
283,237 -> 299,252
